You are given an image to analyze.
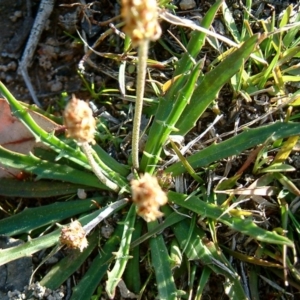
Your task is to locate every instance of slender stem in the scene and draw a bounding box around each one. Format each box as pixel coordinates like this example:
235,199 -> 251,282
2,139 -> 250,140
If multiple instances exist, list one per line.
132,40 -> 149,170
81,142 -> 120,192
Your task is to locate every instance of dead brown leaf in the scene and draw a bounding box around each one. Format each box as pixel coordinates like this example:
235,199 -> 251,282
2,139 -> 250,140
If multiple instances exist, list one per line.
0,98 -> 61,178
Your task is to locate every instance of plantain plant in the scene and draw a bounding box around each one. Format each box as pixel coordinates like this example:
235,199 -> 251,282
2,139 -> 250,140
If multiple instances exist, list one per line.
1,0 -> 300,299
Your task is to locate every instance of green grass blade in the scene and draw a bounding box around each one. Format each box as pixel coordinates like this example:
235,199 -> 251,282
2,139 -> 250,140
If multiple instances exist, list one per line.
167,191 -> 293,247
174,0 -> 223,76
195,266 -> 211,299
175,34 -> 260,135
0,230 -> 60,266
283,10 -> 300,48
141,61 -> 202,173
130,211 -> 186,248
165,0 -> 223,99
240,0 -> 252,41
0,198 -> 105,236
124,218 -> 143,294
93,144 -> 130,177
166,121 -> 300,175
205,241 -> 247,299
163,205 -> 246,296
106,204 -> 136,298
0,82 -> 90,168
257,40 -> 281,89
148,221 -> 177,299
222,1 -> 241,42
249,266 -> 260,300
0,146 -> 107,189
0,178 -> 95,198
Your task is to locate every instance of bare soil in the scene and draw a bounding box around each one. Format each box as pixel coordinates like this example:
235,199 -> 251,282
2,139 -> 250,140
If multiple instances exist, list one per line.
0,0 -> 118,107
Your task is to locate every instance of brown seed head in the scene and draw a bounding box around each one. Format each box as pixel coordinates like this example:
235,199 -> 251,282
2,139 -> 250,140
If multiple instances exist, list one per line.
59,220 -> 88,252
63,95 -> 96,144
121,0 -> 161,46
131,173 -> 168,222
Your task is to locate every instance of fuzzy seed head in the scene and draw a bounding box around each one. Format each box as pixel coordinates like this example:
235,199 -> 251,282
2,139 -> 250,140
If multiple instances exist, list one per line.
131,173 -> 168,222
121,0 -> 161,46
63,95 -> 96,144
59,220 -> 88,252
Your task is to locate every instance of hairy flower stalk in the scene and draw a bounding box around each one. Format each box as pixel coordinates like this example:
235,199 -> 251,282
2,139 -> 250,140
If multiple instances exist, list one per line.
64,95 -> 119,192
121,0 -> 161,170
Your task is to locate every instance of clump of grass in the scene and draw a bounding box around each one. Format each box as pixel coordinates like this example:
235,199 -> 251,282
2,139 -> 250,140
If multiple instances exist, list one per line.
1,1 -> 300,299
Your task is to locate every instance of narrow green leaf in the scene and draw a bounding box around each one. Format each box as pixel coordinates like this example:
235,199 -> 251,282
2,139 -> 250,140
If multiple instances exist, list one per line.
0,146 -> 107,189
175,34 -> 259,135
175,0 -> 223,76
0,179 -> 95,198
93,144 -> 130,177
222,1 -> 241,42
240,0 -> 252,41
0,82 -> 90,169
106,204 -> 136,299
130,211 -> 186,249
273,172 -> 300,196
0,198 -> 105,236
206,241 -> 247,299
0,82 -> 127,186
257,37 -> 281,89
249,266 -> 260,300
140,61 -> 202,174
166,122 -> 300,175
163,205 -> 246,294
195,266 -> 211,299
167,191 -> 294,247
283,10 -> 300,48
148,221 -> 177,300
124,218 -> 143,294
261,163 -> 295,173
0,230 -> 60,266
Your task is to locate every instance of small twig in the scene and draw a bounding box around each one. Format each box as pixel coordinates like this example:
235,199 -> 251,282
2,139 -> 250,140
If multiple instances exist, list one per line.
19,0 -> 55,107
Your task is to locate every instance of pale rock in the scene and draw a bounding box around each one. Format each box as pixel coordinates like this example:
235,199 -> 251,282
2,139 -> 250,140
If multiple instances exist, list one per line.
179,0 -> 196,10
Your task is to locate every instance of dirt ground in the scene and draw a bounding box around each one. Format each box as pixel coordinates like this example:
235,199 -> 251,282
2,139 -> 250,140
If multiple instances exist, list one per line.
0,0 -> 120,108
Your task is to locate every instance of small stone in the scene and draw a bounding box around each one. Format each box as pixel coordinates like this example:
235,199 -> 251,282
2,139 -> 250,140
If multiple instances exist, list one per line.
9,11 -> 22,22
7,61 -> 17,71
179,0 -> 196,10
77,189 -> 87,199
101,223 -> 115,239
50,81 -> 63,92
5,75 -> 14,83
